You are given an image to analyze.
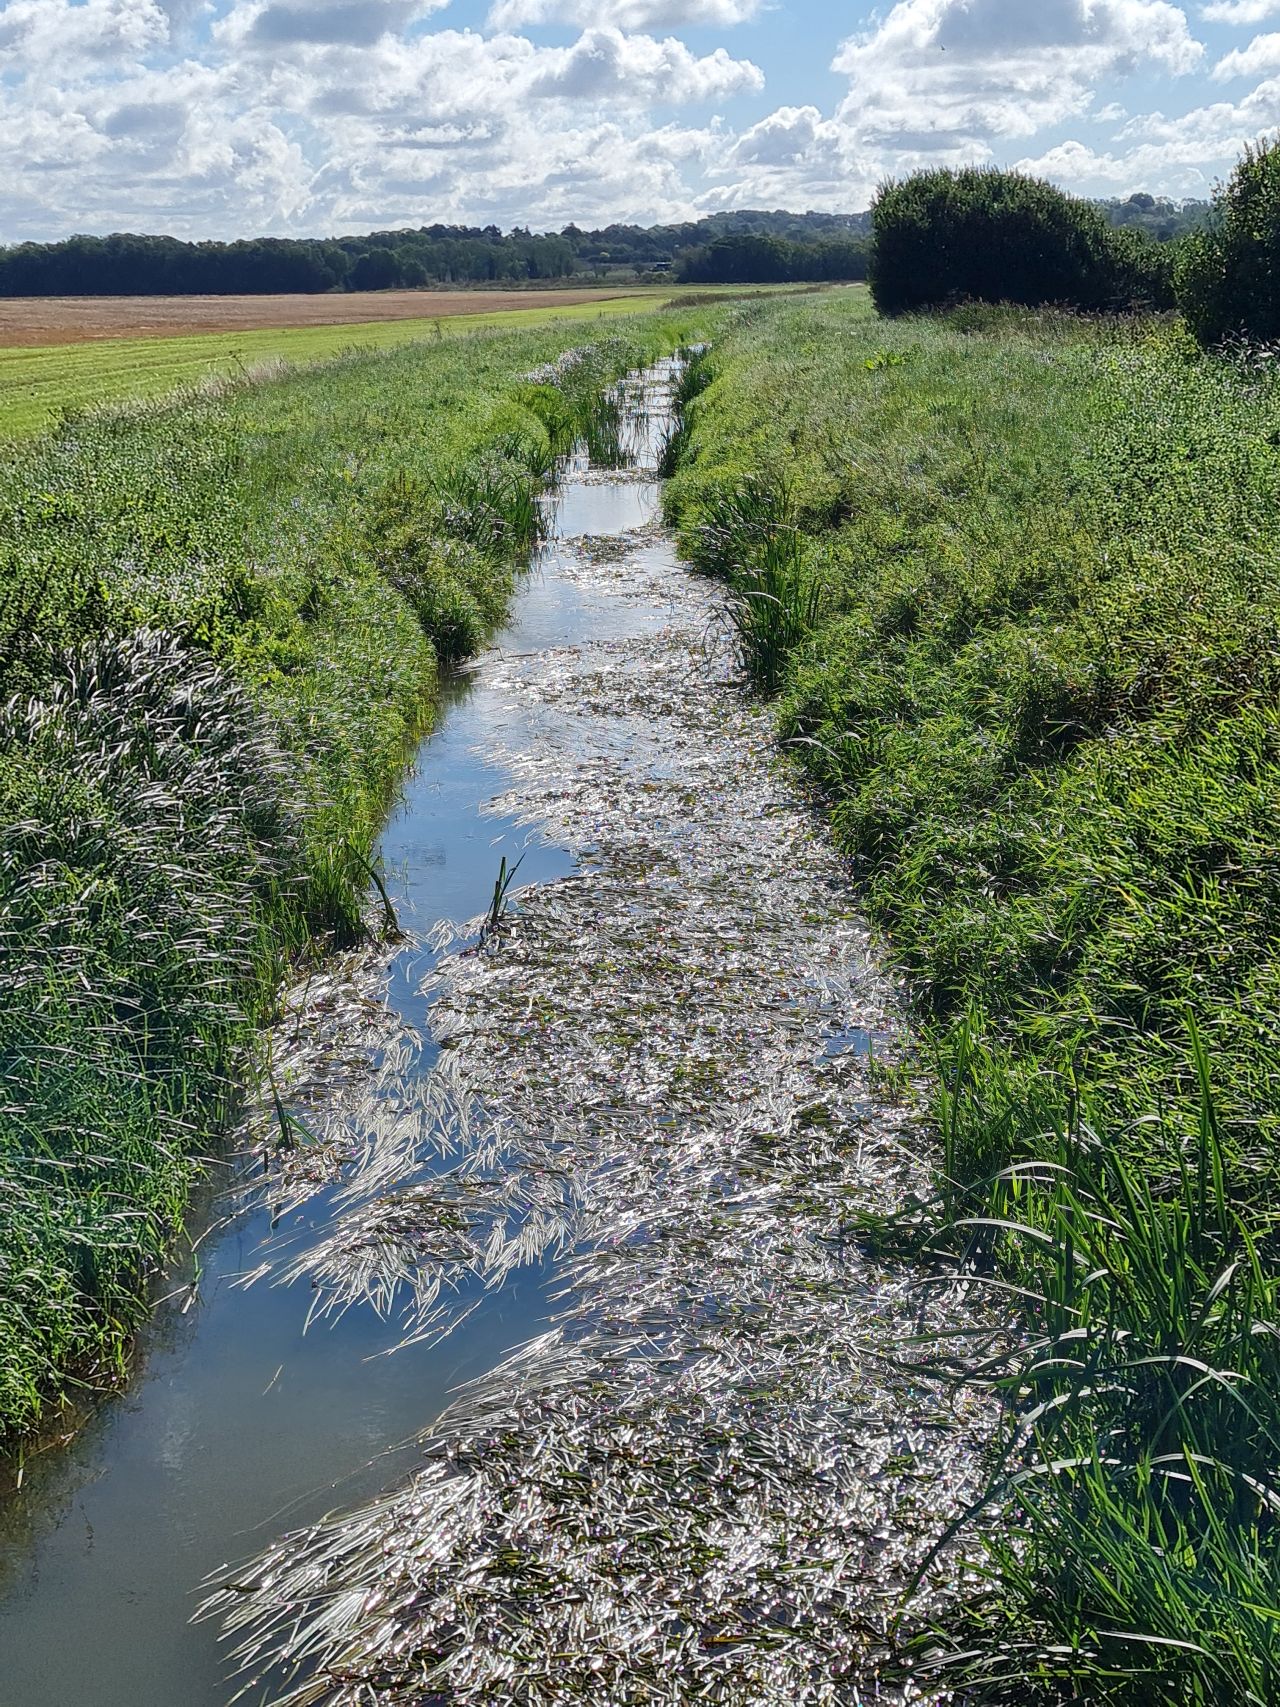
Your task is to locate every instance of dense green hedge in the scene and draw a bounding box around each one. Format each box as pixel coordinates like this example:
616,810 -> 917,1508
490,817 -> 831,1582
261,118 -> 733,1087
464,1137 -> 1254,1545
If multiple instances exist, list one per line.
1178,136 -> 1280,344
871,167 -> 1174,315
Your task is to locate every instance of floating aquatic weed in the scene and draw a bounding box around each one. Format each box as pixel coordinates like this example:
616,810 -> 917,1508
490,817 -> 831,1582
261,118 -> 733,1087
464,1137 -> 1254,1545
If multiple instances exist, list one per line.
204,364 -> 993,1704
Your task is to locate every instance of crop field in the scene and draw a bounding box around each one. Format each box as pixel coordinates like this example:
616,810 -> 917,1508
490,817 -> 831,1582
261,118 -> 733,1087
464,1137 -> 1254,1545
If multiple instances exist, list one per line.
0,288 -> 682,441
0,286 -> 668,345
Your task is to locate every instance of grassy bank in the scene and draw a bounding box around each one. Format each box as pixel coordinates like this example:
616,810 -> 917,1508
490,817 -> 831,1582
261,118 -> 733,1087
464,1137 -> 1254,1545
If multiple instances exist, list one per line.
0,306 -> 717,1448
0,291 -> 694,442
666,292 -> 1280,1698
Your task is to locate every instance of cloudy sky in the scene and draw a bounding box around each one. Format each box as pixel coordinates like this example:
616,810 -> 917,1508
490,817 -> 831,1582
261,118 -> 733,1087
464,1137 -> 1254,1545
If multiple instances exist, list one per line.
1,0 -> 1277,240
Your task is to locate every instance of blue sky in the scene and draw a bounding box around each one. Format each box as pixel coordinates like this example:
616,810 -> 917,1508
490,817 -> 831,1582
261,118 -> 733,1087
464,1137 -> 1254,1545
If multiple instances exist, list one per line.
2,0 -> 1278,240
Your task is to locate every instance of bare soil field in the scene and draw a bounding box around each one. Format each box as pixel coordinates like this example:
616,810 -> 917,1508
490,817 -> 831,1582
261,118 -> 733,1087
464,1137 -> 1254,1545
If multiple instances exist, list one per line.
0,287 -> 645,347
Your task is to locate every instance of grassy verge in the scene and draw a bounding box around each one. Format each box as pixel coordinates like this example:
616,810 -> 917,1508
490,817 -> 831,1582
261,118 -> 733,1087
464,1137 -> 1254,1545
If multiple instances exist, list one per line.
0,292 -> 687,442
0,305 -> 720,1448
665,291 -> 1280,1699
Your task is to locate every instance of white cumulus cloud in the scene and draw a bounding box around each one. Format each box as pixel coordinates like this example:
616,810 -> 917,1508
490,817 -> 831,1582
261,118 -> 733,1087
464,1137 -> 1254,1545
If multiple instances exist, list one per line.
0,0 -> 170,66
488,0 -> 762,28
1213,29 -> 1280,75
1201,1 -> 1280,22
833,0 -> 1203,150
0,0 -> 1261,243
526,27 -> 762,103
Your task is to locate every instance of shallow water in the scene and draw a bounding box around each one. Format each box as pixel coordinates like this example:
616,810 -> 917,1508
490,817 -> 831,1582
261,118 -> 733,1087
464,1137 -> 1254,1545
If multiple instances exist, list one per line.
0,371 -> 675,1707
203,361 -> 989,1706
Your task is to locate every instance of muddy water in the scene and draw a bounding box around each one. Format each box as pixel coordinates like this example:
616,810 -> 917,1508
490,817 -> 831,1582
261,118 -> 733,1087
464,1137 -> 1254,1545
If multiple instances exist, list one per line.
0,374 -> 672,1707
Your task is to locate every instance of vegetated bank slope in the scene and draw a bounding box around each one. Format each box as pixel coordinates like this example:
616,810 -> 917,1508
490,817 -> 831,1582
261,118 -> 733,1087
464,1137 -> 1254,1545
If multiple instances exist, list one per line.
666,292 -> 1280,1699
0,304 -> 719,1450
0,291 -> 684,443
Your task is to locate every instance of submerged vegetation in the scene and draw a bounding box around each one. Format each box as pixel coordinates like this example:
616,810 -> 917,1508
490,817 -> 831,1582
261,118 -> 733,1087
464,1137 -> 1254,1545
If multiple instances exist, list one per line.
666,288 -> 1280,1699
0,308 -> 718,1447
201,376 -> 988,1702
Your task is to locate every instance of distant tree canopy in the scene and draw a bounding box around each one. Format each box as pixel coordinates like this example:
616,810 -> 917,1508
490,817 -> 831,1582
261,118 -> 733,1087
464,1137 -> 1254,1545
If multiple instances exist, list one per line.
0,211 -> 870,297
870,168 -> 1175,316
0,200 -> 1200,299
1099,192 -> 1211,242
1177,138 -> 1280,345
0,232 -> 354,296
676,233 -> 869,285
0,225 -> 579,296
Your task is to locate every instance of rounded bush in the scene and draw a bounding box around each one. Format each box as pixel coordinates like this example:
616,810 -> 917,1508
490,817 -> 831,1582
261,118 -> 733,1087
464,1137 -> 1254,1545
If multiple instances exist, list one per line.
1176,138 -> 1280,345
871,167 -> 1169,316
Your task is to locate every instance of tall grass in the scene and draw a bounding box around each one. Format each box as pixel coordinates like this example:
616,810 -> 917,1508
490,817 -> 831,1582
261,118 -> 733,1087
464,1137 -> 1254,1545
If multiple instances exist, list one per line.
895,1027 -> 1280,1704
665,290 -> 1280,1698
0,304 -> 724,1446
680,475 -> 825,694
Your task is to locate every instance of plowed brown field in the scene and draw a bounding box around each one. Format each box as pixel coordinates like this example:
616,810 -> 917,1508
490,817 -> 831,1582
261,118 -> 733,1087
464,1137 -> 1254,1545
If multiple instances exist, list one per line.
0,287 -> 645,347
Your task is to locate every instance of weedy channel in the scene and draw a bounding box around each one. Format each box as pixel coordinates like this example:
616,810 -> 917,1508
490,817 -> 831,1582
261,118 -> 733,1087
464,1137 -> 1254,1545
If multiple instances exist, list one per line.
0,359 -> 987,1707
0,370 -> 669,1707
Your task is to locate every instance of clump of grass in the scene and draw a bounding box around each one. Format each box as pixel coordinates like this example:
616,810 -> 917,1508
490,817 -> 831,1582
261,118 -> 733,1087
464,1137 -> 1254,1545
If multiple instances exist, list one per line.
579,387 -> 629,468
685,477 -> 826,694
478,852 -> 525,948
657,343 -> 712,479
890,1027 -> 1280,1705
0,628 -> 302,1432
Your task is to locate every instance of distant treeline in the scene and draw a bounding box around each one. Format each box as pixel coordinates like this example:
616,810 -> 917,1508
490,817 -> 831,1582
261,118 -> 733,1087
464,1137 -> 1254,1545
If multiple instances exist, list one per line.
0,197 -> 1212,298
677,233 -> 869,285
0,211 -> 869,297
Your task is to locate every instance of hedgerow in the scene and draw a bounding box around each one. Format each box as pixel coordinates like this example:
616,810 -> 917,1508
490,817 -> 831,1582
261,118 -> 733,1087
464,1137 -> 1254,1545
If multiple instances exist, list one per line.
0,309 -> 717,1444
871,167 -> 1174,315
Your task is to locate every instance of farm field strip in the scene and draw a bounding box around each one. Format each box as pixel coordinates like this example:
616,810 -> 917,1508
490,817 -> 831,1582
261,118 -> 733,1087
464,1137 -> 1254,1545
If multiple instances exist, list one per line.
0,291 -> 677,440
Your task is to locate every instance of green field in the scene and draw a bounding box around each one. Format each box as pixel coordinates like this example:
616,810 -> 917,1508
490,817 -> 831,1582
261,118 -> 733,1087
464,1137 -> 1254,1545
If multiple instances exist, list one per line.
0,291 -> 684,441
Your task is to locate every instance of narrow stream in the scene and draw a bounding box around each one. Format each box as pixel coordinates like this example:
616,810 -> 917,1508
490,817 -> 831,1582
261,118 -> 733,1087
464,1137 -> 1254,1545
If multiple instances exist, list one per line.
2,362 -> 988,1706
0,369 -> 672,1707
